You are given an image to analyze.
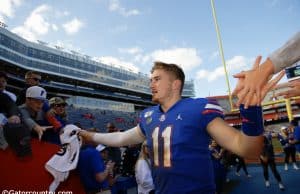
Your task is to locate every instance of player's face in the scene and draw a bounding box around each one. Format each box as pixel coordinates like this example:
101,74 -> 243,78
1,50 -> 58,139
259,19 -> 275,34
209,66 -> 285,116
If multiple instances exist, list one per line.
150,69 -> 174,104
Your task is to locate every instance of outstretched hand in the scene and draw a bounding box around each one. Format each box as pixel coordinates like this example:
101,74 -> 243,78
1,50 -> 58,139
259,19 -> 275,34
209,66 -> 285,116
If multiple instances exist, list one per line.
276,80 -> 300,98
233,57 -> 284,107
34,125 -> 53,140
232,56 -> 275,108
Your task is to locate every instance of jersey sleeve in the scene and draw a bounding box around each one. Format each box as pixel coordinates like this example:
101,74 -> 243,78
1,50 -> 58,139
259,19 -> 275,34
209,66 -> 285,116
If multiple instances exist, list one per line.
138,108 -> 152,137
201,98 -> 224,127
294,127 -> 300,140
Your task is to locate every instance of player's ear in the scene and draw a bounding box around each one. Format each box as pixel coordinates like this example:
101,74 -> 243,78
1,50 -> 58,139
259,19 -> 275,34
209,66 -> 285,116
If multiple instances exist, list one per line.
173,79 -> 181,92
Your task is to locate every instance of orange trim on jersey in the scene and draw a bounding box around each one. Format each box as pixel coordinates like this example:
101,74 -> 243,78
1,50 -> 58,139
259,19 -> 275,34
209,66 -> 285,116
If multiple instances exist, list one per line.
202,109 -> 223,115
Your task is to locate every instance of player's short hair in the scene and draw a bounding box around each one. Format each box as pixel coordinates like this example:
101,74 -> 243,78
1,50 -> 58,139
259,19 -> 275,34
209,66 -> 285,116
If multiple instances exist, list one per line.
151,61 -> 185,94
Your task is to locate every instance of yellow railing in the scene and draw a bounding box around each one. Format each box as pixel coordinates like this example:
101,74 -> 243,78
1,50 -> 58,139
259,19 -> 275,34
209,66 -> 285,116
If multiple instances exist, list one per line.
230,96 -> 300,121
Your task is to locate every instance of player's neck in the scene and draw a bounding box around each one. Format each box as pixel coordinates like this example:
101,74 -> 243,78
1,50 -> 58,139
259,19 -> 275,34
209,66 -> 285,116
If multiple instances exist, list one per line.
160,95 -> 181,112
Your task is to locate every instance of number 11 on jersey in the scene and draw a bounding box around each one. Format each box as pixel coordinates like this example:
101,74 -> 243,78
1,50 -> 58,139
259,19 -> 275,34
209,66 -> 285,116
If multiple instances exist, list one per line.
152,126 -> 172,167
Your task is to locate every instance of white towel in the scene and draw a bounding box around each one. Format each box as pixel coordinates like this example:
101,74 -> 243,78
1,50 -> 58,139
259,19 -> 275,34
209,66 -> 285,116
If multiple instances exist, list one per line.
45,124 -> 82,192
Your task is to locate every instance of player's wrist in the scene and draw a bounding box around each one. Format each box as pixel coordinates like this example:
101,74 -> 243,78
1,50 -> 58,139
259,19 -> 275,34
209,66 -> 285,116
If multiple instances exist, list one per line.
240,104 -> 264,136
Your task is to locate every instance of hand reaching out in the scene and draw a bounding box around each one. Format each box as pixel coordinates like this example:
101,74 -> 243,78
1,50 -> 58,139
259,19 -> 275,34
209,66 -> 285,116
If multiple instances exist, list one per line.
232,56 -> 275,108
233,56 -> 284,107
34,125 -> 53,140
276,80 -> 300,98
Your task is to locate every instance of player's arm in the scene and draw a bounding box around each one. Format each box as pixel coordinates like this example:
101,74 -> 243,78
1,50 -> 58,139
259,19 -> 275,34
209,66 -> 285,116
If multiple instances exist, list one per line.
207,71 -> 284,158
79,125 -> 145,147
207,116 -> 263,159
208,75 -> 275,158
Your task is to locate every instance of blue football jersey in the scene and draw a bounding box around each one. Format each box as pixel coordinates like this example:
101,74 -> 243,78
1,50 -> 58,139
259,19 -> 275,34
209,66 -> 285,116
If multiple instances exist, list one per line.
139,98 -> 224,194
294,126 -> 300,152
277,133 -> 288,146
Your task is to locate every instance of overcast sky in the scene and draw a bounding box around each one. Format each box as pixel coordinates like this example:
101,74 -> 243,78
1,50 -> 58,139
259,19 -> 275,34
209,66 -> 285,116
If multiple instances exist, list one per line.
1,0 -> 299,97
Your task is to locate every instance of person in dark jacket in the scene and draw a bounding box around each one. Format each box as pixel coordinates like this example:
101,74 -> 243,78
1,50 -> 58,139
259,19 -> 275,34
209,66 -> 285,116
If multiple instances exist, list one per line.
260,135 -> 284,190
0,92 -> 31,157
0,92 -> 20,122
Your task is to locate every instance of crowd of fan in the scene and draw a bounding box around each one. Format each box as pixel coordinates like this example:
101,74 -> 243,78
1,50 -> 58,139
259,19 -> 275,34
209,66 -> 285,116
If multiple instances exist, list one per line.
0,70 -> 143,193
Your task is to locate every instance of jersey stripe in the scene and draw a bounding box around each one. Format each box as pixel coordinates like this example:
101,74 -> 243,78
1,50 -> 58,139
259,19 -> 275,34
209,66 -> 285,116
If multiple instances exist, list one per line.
204,103 -> 223,112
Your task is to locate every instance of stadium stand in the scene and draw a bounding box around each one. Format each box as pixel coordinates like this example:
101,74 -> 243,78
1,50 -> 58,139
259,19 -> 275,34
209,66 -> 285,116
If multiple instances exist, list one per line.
1,22 -> 300,194
0,25 -> 195,109
66,106 -> 139,130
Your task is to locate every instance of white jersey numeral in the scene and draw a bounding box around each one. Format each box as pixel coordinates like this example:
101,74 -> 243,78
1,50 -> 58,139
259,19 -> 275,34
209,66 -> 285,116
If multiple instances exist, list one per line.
152,126 -> 172,167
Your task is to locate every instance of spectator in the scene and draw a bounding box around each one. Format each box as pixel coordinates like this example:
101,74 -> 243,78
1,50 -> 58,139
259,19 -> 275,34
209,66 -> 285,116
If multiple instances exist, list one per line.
277,126 -> 299,170
260,136 -> 284,190
18,86 -> 52,140
120,144 -> 140,177
0,92 -> 21,150
48,97 -> 68,126
106,122 -> 122,173
0,71 -> 16,101
77,144 -> 115,194
135,141 -> 155,194
16,71 -> 41,106
220,150 -> 235,183
0,92 -> 20,124
0,92 -> 31,157
45,97 -> 69,144
234,155 -> 251,178
209,140 -> 226,194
